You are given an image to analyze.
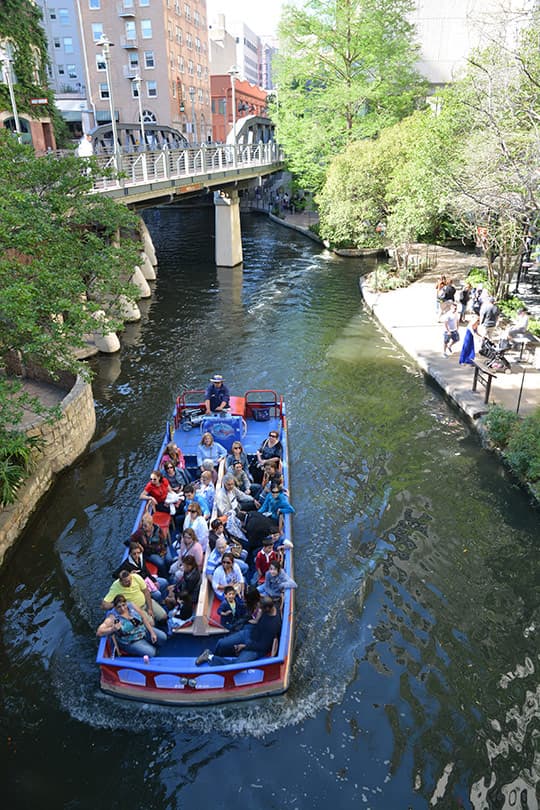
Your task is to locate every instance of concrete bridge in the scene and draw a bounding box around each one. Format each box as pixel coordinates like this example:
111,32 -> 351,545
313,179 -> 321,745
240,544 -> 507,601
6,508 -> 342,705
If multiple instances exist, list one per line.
92,141 -> 285,267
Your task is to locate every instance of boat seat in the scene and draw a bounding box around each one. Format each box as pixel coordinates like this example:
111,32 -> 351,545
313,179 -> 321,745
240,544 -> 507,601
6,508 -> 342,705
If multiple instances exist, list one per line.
229,396 -> 245,416
201,415 -> 246,452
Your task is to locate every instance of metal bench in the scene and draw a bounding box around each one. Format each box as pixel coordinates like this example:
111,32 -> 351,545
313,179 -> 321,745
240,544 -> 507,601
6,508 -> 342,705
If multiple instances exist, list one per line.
472,360 -> 497,404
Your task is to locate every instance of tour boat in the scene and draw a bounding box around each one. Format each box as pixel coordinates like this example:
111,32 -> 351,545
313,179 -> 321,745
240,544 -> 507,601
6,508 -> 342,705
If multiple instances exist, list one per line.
96,389 -> 295,705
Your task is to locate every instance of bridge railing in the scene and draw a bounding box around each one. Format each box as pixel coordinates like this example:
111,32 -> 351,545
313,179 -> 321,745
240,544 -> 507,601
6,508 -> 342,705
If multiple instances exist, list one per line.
90,142 -> 284,193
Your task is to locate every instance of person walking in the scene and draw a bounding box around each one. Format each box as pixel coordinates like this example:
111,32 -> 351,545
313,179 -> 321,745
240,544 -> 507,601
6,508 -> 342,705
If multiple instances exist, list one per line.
443,303 -> 460,356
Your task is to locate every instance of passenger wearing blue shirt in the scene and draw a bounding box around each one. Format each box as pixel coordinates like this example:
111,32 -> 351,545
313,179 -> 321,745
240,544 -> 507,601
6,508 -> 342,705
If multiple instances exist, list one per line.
205,374 -> 230,414
258,486 -> 295,523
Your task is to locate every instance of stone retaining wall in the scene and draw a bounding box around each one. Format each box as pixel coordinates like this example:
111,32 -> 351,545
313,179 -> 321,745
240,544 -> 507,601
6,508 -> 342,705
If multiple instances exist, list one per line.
0,375 -> 96,568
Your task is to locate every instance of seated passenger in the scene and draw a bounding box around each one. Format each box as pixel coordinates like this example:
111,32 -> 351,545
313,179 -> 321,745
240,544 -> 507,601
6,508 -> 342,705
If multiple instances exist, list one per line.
211,552 -> 245,599
139,470 -> 181,514
160,441 -> 187,471
218,585 -> 247,631
258,485 -> 295,525
208,516 -> 225,551
101,569 -> 168,624
206,534 -> 248,578
120,540 -> 168,600
168,590 -> 194,632
254,535 -> 281,585
230,459 -> 255,497
196,596 -> 280,665
170,527 -> 204,573
204,373 -> 230,414
182,501 -> 209,551
97,594 -> 167,658
162,460 -> 190,492
197,432 -> 227,472
256,430 -> 283,468
216,473 -> 257,516
226,441 -> 250,476
258,461 -> 285,502
183,482 -> 210,520
259,560 -> 297,609
199,470 -> 215,514
166,554 -> 201,610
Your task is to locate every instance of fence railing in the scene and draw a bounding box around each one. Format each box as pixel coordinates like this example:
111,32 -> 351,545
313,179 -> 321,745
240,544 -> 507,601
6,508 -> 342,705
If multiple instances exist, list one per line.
84,141 -> 284,193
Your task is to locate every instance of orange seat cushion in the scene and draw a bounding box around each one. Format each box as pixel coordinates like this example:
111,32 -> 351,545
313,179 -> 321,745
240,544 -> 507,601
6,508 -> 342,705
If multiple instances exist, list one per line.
229,396 -> 245,416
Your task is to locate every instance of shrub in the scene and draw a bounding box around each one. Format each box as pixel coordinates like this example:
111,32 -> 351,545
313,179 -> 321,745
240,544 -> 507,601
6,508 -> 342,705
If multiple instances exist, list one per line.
499,296 -> 526,320
0,431 -> 43,506
506,410 -> 540,482
483,405 -> 520,448
466,267 -> 489,288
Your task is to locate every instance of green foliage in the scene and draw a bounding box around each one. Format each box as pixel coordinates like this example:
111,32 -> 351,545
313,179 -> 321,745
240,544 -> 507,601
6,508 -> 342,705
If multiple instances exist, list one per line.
498,296 -> 526,319
0,429 -> 43,506
0,0 -> 55,121
0,132 -> 141,433
366,261 -> 428,291
483,405 -> 520,449
273,0 -> 426,192
465,268 -> 488,288
506,410 -> 540,483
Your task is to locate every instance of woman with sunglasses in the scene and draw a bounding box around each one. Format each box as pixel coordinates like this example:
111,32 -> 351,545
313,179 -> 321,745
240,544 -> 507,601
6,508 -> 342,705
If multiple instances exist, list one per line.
211,552 -> 245,599
182,500 -> 209,551
96,594 -> 167,658
161,460 -> 191,492
226,441 -> 250,475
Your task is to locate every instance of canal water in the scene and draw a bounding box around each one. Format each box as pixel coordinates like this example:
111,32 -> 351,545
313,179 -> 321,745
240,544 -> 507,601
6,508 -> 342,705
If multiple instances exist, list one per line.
1,208 -> 538,809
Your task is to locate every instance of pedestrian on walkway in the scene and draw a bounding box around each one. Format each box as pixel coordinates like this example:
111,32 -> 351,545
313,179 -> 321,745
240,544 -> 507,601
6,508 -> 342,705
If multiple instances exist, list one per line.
479,296 -> 500,339
443,303 -> 460,356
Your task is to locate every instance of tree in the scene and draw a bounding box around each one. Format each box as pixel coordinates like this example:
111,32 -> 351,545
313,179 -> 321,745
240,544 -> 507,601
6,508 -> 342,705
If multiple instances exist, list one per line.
0,132 -> 140,464
272,0 -> 426,191
438,24 -> 540,297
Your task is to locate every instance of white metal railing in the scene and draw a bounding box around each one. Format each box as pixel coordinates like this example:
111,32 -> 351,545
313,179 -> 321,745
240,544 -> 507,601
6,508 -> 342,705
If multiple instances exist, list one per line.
90,142 -> 284,194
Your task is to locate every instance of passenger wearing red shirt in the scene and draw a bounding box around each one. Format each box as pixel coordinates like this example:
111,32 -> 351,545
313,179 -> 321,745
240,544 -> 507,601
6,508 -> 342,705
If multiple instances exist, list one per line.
254,535 -> 280,584
140,470 -> 170,509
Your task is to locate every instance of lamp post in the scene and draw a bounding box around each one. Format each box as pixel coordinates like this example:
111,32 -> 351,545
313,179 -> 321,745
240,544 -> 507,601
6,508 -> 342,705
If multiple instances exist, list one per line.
188,86 -> 197,145
96,36 -> 120,170
227,65 -> 239,166
1,51 -> 22,141
130,74 -> 147,180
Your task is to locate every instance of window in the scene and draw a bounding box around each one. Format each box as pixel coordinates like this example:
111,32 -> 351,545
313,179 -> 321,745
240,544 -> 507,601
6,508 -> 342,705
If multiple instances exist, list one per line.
175,26 -> 182,44
186,33 -> 192,49
96,54 -> 106,70
67,64 -> 77,78
141,19 -> 152,38
58,64 -> 65,75
49,9 -> 57,19
139,0 -> 150,5
146,80 -> 157,97
54,38 -> 61,48
131,81 -> 139,98
195,37 -> 201,53
128,52 -> 139,69
58,8 -> 69,24
194,11 -> 199,27
196,64 -> 201,78
99,82 -> 109,99
91,23 -> 103,41
144,50 -> 155,68
171,81 -> 176,97
184,4 -> 191,21
198,88 -> 202,103
89,0 -> 100,8
125,21 -> 136,40
178,56 -> 184,73
188,59 -> 193,75
63,37 -> 74,53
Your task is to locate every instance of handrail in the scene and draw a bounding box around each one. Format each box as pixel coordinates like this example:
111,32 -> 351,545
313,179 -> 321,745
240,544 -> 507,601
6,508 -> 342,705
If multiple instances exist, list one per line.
86,142 -> 284,196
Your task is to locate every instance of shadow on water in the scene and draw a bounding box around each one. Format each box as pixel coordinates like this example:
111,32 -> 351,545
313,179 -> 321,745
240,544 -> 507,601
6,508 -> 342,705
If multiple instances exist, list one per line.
1,208 -> 538,809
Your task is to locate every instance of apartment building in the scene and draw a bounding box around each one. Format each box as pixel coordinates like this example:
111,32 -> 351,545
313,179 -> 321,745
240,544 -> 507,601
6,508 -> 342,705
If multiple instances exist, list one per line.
36,0 -> 212,142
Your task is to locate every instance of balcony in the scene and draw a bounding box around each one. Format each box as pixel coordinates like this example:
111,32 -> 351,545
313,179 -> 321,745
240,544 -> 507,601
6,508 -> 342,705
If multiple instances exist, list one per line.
117,2 -> 136,16
120,36 -> 139,49
123,64 -> 139,79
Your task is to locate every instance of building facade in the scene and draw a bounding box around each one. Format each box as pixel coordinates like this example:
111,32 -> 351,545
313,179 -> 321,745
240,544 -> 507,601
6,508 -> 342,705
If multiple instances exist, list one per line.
210,74 -> 267,143
36,0 -> 212,144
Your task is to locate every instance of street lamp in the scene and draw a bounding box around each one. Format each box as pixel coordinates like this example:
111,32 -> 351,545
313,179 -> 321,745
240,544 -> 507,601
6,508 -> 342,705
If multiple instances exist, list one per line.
188,86 -> 197,145
130,74 -> 147,180
96,36 -> 120,170
0,49 -> 22,141
227,65 -> 239,166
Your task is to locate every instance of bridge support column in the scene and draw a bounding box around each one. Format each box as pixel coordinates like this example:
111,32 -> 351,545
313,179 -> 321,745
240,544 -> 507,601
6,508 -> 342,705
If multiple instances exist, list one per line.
214,189 -> 243,267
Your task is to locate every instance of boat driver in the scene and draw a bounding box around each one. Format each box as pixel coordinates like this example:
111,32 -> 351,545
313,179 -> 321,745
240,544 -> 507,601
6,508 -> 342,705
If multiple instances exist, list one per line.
205,374 -> 230,414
